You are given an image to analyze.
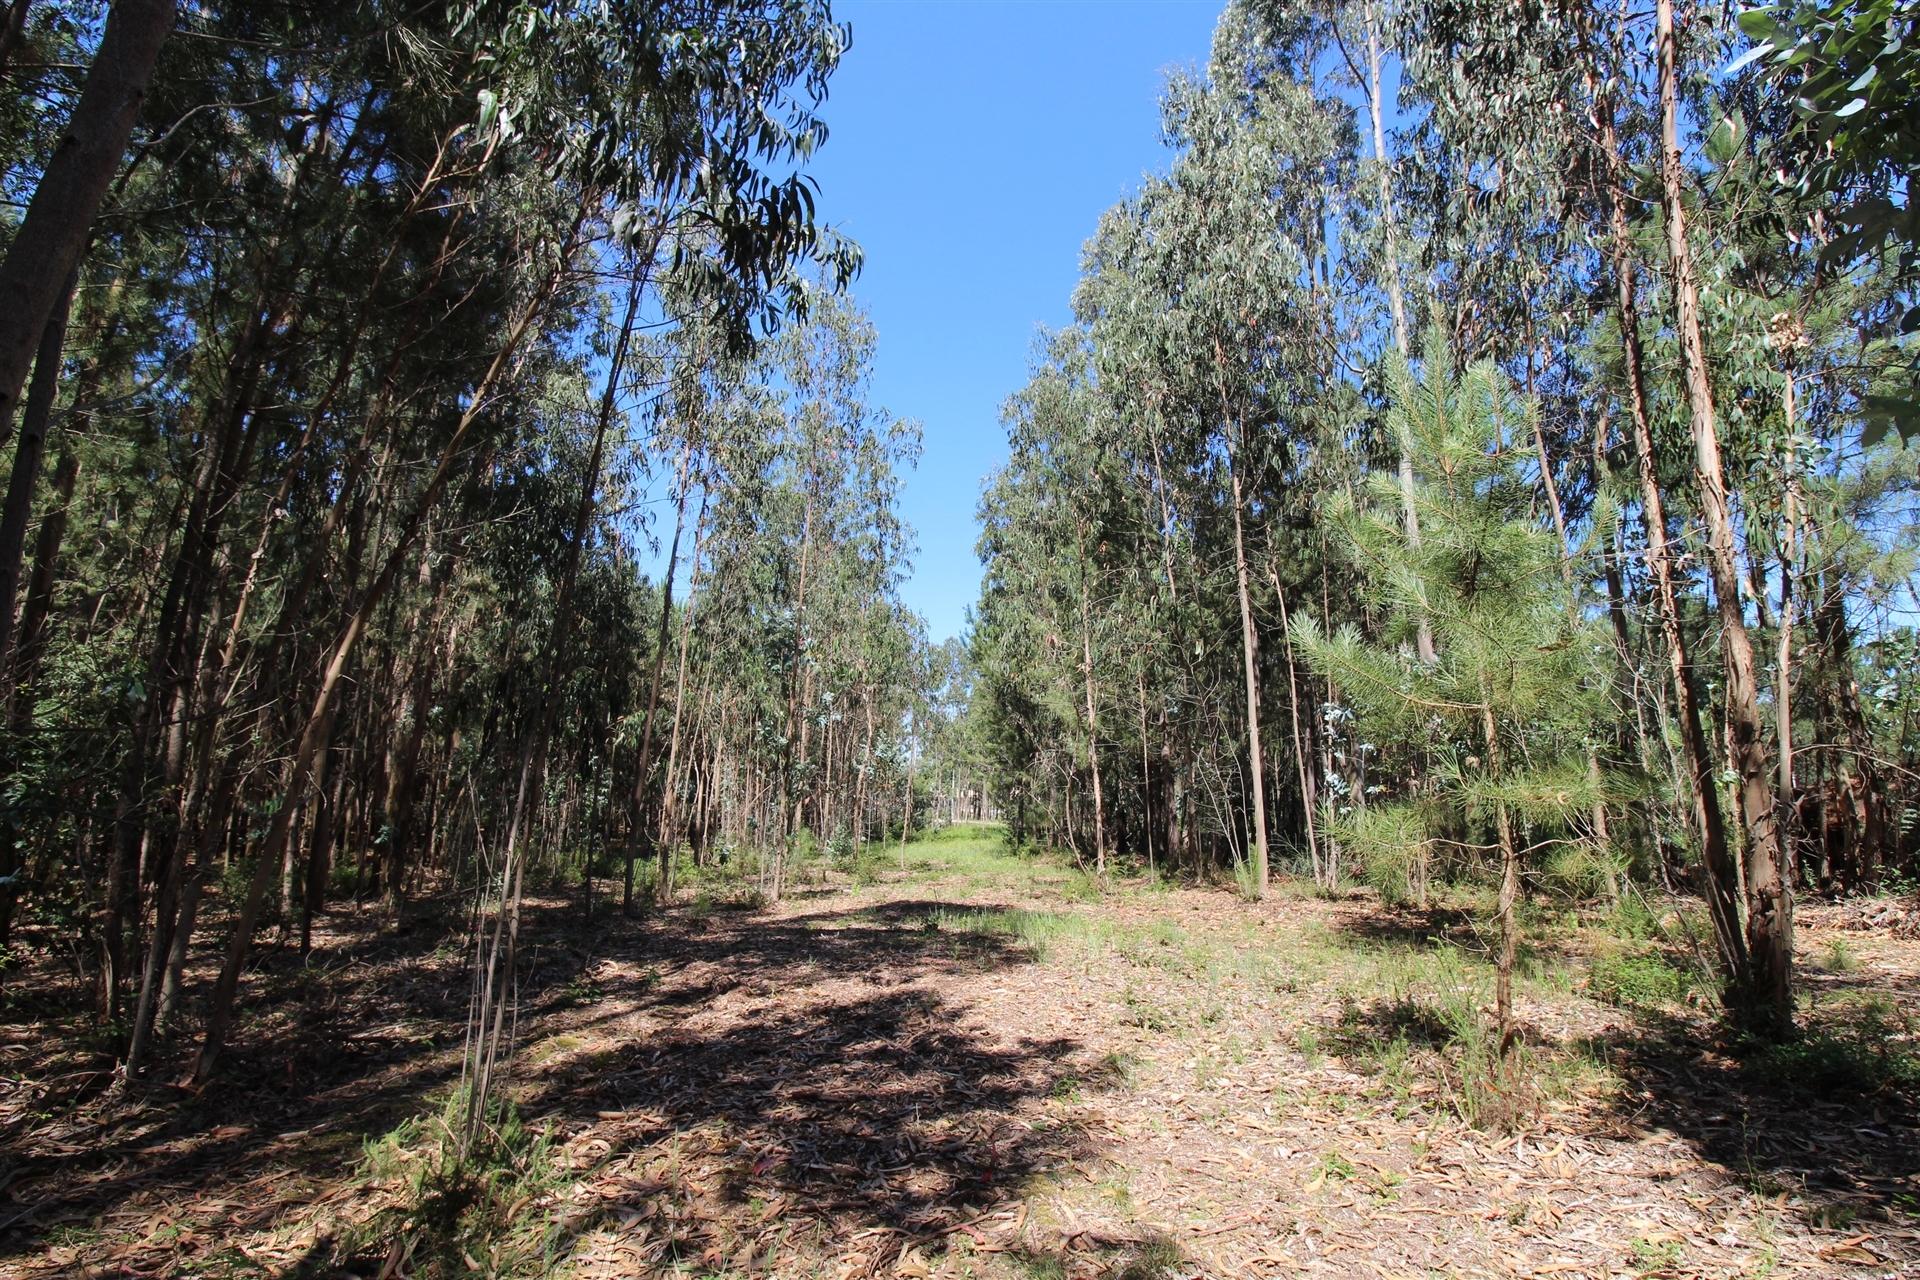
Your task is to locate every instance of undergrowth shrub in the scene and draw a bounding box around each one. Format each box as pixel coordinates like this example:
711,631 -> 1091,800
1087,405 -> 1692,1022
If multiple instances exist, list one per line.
1746,997 -> 1920,1097
1540,841 -> 1625,901
1607,893 -> 1663,942
345,1092 -> 566,1278
1588,950 -> 1696,1008
1324,944 -> 1582,1131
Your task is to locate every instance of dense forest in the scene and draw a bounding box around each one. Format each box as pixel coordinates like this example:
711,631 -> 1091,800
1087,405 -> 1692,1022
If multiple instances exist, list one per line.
1,0 -> 1917,1277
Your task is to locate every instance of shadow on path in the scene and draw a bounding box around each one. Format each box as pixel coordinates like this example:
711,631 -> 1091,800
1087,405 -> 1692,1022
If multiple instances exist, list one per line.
3,889 -> 1096,1277
1583,1009 -> 1920,1235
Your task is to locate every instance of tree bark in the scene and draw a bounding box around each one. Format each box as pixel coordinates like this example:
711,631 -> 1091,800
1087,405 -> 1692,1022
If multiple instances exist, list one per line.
634,440 -> 691,907
1656,0 -> 1791,1034
1775,362 -> 1801,876
1596,62 -> 1750,1000
0,0 -> 172,441
1228,444 -> 1268,897
1363,3 -> 1434,666
1075,539 -> 1107,878
1268,559 -> 1319,883
0,266 -> 74,675
1480,691 -> 1521,1054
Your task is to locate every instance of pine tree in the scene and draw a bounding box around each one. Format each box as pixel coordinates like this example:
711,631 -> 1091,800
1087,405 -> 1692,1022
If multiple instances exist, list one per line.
1295,335 -> 1611,1050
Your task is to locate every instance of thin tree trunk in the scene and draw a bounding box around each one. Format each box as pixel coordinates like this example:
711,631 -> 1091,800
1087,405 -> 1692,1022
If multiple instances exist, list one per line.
1775,363 -> 1800,876
654,517 -> 706,867
1480,691 -> 1521,1054
1656,0 -> 1791,1033
899,711 -> 916,858
0,267 -> 74,674
1597,70 -> 1750,997
1228,445 -> 1268,898
0,0 -> 32,80
1363,3 -> 1434,666
1075,542 -> 1107,878
1268,559 -> 1318,882
634,440 -> 691,908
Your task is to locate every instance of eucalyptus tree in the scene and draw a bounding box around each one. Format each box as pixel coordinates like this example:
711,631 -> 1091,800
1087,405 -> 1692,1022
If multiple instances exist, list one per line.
633,287 -> 920,897
1737,0 -> 1920,445
980,333 -> 1127,869
0,0 -> 871,1086
1082,12 -> 1349,893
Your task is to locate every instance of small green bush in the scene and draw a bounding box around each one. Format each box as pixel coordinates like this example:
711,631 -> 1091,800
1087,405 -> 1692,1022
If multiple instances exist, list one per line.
1606,894 -> 1662,942
1745,1001 -> 1920,1097
1588,951 -> 1694,1007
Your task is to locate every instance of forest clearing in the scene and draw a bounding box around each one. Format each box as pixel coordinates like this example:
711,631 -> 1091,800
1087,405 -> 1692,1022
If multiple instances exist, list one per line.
6,826 -> 1919,1278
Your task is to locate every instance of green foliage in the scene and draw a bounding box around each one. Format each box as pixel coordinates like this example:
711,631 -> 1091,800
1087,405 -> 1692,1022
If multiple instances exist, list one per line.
925,906 -> 1076,961
346,1091 -> 565,1278
1325,803 -> 1431,905
1329,944 -> 1573,1131
1736,1 -> 1920,442
1589,951 -> 1697,1008
1294,336 -> 1613,919
1743,997 -> 1920,1096
1112,1233 -> 1186,1280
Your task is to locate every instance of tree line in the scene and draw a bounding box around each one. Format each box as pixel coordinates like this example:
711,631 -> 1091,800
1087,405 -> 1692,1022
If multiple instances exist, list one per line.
968,0 -> 1918,1042
0,0 -> 951,1097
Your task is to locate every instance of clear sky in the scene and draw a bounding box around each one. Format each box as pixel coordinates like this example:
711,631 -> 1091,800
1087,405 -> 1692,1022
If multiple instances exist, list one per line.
805,0 -> 1222,643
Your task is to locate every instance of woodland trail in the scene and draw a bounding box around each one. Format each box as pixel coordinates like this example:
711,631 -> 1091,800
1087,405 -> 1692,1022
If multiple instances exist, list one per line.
6,825 -> 1919,1278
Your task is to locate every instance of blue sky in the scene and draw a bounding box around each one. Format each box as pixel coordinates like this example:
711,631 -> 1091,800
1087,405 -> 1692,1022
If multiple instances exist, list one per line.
805,0 -> 1222,643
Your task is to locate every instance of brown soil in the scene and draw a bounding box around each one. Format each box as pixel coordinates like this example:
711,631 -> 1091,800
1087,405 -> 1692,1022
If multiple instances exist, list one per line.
3,842 -> 1917,1279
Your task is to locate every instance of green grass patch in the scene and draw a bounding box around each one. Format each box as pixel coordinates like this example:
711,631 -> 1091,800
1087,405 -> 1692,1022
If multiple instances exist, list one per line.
923,905 -> 1078,959
340,1090 -> 572,1278
1328,944 -> 1604,1130
1588,950 -> 1697,1008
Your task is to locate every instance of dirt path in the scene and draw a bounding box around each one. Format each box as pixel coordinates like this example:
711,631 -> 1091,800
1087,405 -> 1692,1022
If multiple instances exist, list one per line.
5,829 -> 1918,1278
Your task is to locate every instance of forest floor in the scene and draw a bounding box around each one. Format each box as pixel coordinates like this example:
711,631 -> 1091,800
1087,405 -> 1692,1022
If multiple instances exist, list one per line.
4,825 -> 1920,1279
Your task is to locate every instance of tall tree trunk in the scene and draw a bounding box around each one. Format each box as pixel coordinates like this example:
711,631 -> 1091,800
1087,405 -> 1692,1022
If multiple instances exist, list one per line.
657,587 -> 708,864
1480,691 -> 1521,1054
1228,443 -> 1268,898
0,272 -> 72,947
1597,67 -> 1750,999
0,0 -> 172,443
1268,559 -> 1319,882
776,493 -> 816,902
0,267 -> 74,672
462,243 -> 648,1134
1075,540 -> 1107,878
1775,361 -> 1801,876
1364,3 -> 1434,666
1656,0 -> 1791,1034
0,0 -> 33,80
633,440 -> 691,908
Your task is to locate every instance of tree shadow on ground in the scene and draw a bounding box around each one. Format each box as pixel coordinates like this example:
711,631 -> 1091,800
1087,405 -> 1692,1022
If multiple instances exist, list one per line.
419,983 -> 1097,1275
1579,1007 -> 1920,1234
1330,903 -> 1480,951
0,896 -> 490,1266
2,891 -> 1091,1277
1328,899 -> 1586,975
